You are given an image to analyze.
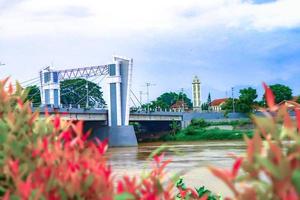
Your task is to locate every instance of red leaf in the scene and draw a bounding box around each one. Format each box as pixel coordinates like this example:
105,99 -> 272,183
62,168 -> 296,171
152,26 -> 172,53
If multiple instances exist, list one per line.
209,167 -> 237,195
17,98 -> 24,109
3,191 -> 10,200
82,130 -> 91,142
18,178 -> 32,199
53,115 -> 60,130
96,138 -> 108,154
60,130 -> 72,142
154,153 -> 165,164
9,159 -> 19,176
117,181 -> 124,193
232,157 -> 243,178
8,83 -> 13,94
263,82 -> 277,111
1,77 -> 10,86
42,138 -> 48,149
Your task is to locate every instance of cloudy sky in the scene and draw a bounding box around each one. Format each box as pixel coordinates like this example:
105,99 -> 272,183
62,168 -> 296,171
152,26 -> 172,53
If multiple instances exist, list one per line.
1,0 -> 300,103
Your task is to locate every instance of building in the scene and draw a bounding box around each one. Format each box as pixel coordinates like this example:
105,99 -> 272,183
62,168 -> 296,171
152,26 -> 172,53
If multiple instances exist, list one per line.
171,100 -> 189,112
192,76 -> 201,111
210,98 -> 228,112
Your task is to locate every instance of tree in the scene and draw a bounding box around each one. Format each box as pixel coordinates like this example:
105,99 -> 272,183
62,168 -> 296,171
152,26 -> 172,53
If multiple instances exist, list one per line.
201,102 -> 209,111
207,93 -> 212,111
169,120 -> 181,136
178,92 -> 193,109
263,84 -> 292,104
145,92 -> 193,110
60,79 -> 106,108
25,79 -> 106,108
207,93 -> 212,106
237,87 -> 258,113
25,85 -> 41,106
297,96 -> 300,104
221,98 -> 238,112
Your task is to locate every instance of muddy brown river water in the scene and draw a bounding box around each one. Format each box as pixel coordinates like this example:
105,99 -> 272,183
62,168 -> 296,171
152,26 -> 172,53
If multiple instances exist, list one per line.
107,141 -> 246,197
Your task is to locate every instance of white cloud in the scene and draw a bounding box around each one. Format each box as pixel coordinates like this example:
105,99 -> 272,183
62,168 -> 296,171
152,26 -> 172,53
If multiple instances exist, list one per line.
0,0 -> 300,39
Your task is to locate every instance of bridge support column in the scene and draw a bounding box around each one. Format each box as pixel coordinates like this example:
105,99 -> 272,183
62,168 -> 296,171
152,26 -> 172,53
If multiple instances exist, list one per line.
40,67 -> 60,108
105,56 -> 137,147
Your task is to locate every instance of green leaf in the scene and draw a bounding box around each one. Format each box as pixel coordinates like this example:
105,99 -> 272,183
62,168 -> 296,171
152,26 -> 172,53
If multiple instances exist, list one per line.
148,145 -> 168,160
292,169 -> 300,194
0,186 -> 6,196
83,175 -> 94,191
59,189 -> 67,200
10,195 -> 21,200
114,193 -> 135,200
0,121 -> 8,144
257,156 -> 282,179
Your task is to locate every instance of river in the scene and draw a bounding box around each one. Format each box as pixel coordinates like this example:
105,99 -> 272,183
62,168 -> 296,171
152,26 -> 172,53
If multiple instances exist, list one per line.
107,140 -> 246,197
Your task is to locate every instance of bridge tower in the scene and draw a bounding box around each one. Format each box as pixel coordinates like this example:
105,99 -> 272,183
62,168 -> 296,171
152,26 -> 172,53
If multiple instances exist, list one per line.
39,56 -> 137,147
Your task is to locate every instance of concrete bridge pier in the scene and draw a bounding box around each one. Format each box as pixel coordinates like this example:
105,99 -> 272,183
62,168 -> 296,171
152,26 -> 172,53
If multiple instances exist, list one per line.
94,56 -> 137,147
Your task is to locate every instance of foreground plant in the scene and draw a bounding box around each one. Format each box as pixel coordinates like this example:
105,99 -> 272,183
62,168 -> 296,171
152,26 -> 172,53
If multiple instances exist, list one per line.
0,78 -> 203,199
209,83 -> 300,200
176,178 -> 221,200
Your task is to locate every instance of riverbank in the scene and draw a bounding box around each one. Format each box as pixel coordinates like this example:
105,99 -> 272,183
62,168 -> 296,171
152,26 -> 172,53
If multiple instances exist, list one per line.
156,119 -> 254,142
160,128 -> 253,141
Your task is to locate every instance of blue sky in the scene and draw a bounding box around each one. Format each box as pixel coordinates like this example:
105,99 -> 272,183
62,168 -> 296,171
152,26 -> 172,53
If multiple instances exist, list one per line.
0,0 -> 300,104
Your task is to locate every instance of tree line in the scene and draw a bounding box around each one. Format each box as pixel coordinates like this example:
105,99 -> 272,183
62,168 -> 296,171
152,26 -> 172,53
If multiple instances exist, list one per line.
205,84 -> 299,113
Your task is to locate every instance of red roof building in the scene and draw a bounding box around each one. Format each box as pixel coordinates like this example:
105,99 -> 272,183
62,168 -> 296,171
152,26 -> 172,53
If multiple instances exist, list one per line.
171,100 -> 189,112
210,98 -> 228,112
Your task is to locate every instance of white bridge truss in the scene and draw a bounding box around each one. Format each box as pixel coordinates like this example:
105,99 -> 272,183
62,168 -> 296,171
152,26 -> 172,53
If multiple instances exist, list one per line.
57,65 -> 109,80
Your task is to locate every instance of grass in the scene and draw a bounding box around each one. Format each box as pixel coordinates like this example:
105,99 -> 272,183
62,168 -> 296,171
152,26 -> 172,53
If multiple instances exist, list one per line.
160,127 -> 253,141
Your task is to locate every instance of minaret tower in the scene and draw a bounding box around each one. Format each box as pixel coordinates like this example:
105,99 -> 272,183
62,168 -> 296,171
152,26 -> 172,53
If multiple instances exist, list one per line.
192,76 -> 201,111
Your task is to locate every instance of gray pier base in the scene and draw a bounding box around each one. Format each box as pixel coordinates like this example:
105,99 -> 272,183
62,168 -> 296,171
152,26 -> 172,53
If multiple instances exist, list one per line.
91,125 -> 138,147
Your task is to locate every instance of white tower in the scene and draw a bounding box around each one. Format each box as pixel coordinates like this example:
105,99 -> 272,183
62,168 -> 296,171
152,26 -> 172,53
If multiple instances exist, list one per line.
40,67 -> 60,108
192,76 -> 201,111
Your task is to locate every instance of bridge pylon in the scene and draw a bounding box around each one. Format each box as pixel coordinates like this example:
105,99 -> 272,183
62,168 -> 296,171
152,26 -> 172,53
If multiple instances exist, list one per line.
39,56 -> 137,147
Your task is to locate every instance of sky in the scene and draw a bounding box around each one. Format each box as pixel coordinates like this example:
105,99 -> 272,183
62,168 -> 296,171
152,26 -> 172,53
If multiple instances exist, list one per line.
1,0 -> 300,104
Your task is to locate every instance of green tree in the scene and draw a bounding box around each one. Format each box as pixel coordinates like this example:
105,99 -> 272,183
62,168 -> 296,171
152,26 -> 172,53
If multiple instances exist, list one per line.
60,79 -> 106,108
221,98 -> 238,112
144,92 -> 193,110
178,92 -> 193,109
237,87 -> 258,113
207,93 -> 212,111
263,84 -> 292,104
297,96 -> 300,104
207,93 -> 212,105
25,85 -> 41,106
25,79 -> 106,108
169,120 -> 181,136
201,102 -> 209,111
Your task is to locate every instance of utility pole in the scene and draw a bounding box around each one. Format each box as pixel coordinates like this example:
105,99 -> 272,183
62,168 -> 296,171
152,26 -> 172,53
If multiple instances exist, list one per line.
144,82 -> 155,112
139,91 -> 144,104
86,82 -> 89,108
232,87 -> 235,113
181,88 -> 184,111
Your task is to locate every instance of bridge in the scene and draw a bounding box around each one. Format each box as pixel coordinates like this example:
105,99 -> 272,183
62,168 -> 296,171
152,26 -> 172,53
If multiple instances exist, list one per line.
36,108 -> 183,123
35,55 -> 190,147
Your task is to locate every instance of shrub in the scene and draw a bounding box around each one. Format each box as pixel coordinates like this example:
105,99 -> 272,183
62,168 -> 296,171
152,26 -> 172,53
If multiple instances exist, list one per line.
0,78 -> 202,200
209,83 -> 300,199
191,119 -> 209,128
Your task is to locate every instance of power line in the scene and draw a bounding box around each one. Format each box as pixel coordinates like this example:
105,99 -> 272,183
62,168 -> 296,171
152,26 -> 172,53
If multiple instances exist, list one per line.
130,89 -> 143,107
